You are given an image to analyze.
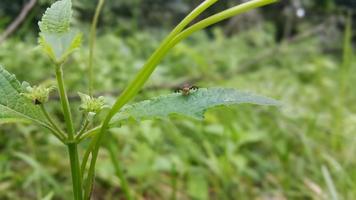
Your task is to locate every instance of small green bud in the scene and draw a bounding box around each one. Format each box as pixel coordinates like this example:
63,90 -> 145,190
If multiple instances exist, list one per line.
22,85 -> 55,105
78,92 -> 106,114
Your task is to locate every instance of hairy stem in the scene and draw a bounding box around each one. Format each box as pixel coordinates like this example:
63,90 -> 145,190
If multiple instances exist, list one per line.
55,64 -> 82,200
68,143 -> 83,200
40,104 -> 66,141
55,65 -> 75,138
76,117 -> 90,140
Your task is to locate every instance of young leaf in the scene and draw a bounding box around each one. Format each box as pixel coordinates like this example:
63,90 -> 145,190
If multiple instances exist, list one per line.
0,66 -> 49,126
38,0 -> 72,34
111,88 -> 280,123
38,0 -> 81,64
39,32 -> 82,63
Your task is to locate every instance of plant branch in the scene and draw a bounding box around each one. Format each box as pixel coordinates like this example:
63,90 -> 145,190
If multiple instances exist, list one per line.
83,1 -> 277,198
83,0 -> 219,198
81,137 -> 96,179
40,104 -> 66,141
55,64 -> 82,200
76,117 -> 90,140
88,0 -> 105,96
55,65 -> 76,138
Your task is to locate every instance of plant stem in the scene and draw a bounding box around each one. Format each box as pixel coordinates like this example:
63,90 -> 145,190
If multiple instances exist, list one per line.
88,0 -> 105,96
83,0 -> 277,197
107,137 -> 132,200
78,126 -> 100,142
83,1 -> 218,195
76,117 -> 90,140
55,64 -> 82,200
81,137 -> 96,179
172,0 -> 277,45
40,104 -> 66,141
55,65 -> 75,138
68,143 -> 83,200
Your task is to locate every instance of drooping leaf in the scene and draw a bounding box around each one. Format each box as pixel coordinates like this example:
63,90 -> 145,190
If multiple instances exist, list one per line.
111,88 -> 280,123
38,0 -> 81,63
0,66 -> 49,126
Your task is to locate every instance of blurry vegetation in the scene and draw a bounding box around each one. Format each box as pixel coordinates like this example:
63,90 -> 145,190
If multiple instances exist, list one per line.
0,0 -> 356,199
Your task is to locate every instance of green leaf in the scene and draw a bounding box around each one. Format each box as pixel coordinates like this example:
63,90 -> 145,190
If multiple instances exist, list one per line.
38,0 -> 72,34
0,66 -> 49,126
38,0 -> 81,63
111,88 -> 280,123
39,31 -> 82,63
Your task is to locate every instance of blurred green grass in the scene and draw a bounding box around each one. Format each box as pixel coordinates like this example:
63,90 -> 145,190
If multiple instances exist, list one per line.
0,21 -> 355,199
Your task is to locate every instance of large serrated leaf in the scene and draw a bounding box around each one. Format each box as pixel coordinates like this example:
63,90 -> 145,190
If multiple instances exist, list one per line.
0,66 -> 49,126
38,0 -> 72,34
111,88 -> 280,123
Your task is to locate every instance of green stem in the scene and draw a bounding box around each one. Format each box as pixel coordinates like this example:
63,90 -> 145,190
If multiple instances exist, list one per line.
76,117 -> 90,140
78,0 -> 277,144
78,126 -> 100,142
107,137 -> 132,200
55,65 -> 75,138
83,1 -> 218,197
68,143 -> 83,200
98,0 -> 219,121
88,0 -> 105,96
172,0 -> 277,45
55,64 -> 82,200
81,137 -> 96,179
83,0 -> 277,198
40,104 -> 66,141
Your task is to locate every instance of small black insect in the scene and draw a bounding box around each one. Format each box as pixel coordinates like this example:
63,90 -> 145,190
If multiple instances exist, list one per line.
34,99 -> 42,105
175,84 -> 199,96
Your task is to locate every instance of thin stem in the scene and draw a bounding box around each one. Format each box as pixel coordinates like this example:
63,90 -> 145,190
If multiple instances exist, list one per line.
81,138 -> 96,179
83,0 -> 277,198
78,126 -> 100,142
40,104 -> 66,140
55,64 -> 82,200
83,2 -> 218,195
42,124 -> 66,143
55,65 -> 75,138
76,117 -> 90,140
79,0 -> 277,143
107,137 -> 132,200
100,0 -> 219,121
88,0 -> 105,96
172,0 -> 277,46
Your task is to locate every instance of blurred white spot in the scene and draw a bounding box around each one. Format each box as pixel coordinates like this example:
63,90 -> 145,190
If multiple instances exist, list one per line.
296,8 -> 305,18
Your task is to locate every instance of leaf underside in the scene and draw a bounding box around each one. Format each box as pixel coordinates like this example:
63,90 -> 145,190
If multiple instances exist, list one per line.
112,88 -> 280,123
0,66 -> 49,126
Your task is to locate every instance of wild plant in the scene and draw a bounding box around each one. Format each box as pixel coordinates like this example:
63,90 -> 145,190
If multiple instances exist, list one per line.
0,0 -> 279,199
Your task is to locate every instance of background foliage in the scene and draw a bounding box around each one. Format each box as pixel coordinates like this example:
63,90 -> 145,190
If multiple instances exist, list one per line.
0,0 -> 355,199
